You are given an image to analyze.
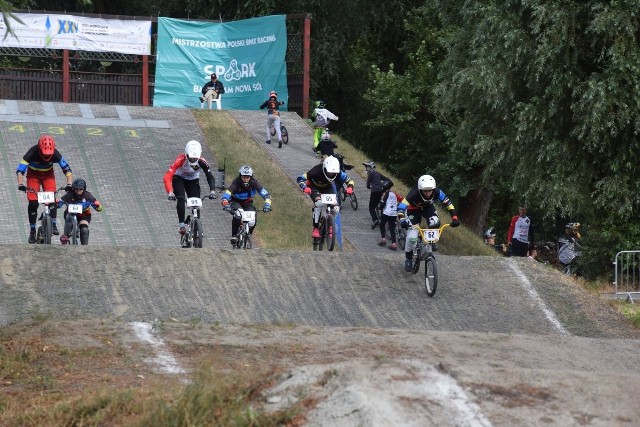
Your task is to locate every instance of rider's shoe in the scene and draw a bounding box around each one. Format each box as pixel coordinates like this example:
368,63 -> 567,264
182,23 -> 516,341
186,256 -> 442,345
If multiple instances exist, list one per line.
60,235 -> 69,245
432,243 -> 438,252
278,140 -> 283,148
52,223 -> 59,235
230,236 -> 237,246
388,243 -> 397,251
28,230 -> 37,244
199,96 -> 204,103
404,258 -> 413,272
378,238 -> 386,247
371,220 -> 380,230
265,139 -> 271,144
179,226 -> 187,235
312,228 -> 321,238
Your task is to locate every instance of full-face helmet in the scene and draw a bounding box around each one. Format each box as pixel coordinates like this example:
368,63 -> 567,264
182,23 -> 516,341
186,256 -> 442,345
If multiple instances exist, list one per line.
72,178 -> 86,192
418,175 -> 436,191
316,100 -> 325,108
38,135 -> 55,161
185,140 -> 202,167
322,156 -> 340,182
239,165 -> 253,187
417,175 -> 436,201
362,161 -> 375,170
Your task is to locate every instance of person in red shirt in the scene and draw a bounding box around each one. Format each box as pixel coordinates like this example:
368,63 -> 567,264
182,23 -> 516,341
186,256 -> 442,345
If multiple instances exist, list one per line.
163,140 -> 217,235
507,205 -> 535,257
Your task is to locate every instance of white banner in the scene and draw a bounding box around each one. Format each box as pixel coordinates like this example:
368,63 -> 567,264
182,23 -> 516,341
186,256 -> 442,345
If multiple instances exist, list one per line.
0,13 -> 151,54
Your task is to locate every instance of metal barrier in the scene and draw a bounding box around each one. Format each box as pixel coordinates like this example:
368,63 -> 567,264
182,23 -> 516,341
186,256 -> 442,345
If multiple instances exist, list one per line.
613,251 -> 640,302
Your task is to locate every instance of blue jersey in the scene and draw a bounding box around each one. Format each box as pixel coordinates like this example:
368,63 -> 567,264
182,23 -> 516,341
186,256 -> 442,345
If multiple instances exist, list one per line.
222,176 -> 270,205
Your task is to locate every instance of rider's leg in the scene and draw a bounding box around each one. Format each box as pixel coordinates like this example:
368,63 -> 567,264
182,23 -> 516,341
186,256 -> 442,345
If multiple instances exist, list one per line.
274,116 -> 282,141
265,116 -> 274,143
27,200 -> 39,228
77,217 -> 91,245
172,176 -> 187,226
79,224 -> 89,245
230,201 -> 242,236
26,173 -> 42,229
369,190 -> 382,225
64,211 -> 74,237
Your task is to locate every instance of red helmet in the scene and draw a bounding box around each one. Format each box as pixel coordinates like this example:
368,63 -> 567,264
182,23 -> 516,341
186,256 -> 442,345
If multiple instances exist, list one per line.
38,135 -> 55,161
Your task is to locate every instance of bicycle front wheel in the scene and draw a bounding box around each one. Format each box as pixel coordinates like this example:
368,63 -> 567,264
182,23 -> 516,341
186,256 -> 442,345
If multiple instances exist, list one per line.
269,123 -> 276,136
70,218 -> 79,245
327,214 -> 336,251
281,126 -> 289,144
396,227 -> 406,249
244,233 -> 252,249
424,255 -> 438,297
349,192 -> 358,210
42,215 -> 52,244
317,217 -> 326,251
192,219 -> 203,248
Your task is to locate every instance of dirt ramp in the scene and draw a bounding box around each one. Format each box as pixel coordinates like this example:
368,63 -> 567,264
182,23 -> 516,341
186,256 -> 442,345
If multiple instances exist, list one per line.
0,245 -> 633,338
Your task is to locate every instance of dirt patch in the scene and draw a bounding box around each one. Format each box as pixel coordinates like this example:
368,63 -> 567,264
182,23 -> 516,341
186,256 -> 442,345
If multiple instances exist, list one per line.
2,319 -> 639,426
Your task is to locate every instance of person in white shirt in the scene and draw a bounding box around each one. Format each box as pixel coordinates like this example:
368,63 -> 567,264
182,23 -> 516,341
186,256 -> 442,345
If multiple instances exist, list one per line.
507,205 -> 535,257
377,181 -> 402,250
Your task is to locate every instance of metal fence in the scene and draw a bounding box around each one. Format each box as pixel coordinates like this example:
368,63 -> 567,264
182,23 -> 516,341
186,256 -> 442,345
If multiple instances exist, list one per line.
613,251 -> 640,301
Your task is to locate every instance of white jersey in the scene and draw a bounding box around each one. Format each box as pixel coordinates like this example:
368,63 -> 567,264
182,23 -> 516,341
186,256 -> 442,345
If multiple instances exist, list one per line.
382,192 -> 398,217
513,216 -> 530,243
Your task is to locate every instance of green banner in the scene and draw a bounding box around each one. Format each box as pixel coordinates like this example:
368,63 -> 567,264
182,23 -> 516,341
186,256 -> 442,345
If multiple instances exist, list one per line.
154,15 -> 288,110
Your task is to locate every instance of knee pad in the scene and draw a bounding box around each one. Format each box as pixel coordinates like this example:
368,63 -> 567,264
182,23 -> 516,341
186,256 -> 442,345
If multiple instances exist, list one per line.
28,201 -> 39,222
428,215 -> 440,227
80,225 -> 89,245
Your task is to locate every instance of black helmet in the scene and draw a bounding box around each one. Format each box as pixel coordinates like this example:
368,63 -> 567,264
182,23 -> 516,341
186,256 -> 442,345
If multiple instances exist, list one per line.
382,180 -> 393,192
72,178 -> 86,191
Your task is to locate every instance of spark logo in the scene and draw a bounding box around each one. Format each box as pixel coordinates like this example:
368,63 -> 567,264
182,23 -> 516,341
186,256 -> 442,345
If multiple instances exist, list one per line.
204,59 -> 256,82
58,20 -> 78,34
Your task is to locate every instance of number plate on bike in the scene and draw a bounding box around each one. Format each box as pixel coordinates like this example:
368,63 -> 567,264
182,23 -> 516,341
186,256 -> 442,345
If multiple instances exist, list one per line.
186,197 -> 202,208
423,229 -> 440,242
320,193 -> 338,205
68,204 -> 83,214
37,191 -> 55,204
241,210 -> 255,222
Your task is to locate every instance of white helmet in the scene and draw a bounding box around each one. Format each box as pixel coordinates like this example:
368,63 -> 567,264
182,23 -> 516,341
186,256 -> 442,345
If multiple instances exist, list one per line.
185,140 -> 202,166
239,165 -> 253,177
418,175 -> 436,191
322,156 -> 341,182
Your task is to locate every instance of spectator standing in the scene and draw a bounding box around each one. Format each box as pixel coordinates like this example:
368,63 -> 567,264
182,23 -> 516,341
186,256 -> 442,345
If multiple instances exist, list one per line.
363,161 -> 390,229
377,180 -> 401,250
507,206 -> 535,257
199,74 -> 225,109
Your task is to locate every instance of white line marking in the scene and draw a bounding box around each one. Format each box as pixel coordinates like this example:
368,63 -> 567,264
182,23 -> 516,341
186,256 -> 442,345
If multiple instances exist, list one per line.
506,260 -> 569,335
130,321 -> 186,375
